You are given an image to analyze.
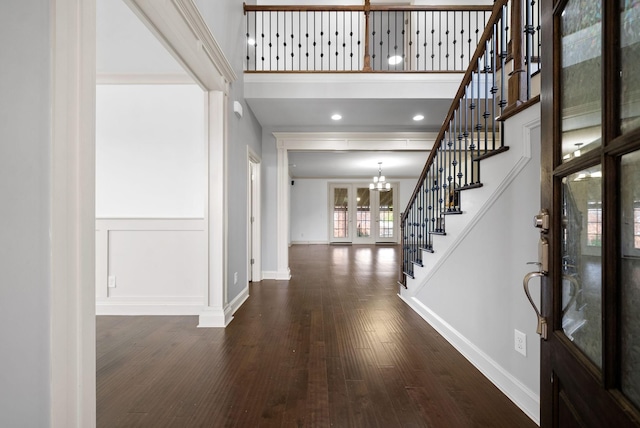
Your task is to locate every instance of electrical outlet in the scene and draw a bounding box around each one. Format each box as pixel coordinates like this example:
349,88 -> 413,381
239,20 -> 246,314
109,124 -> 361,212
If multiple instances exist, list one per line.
108,276 -> 116,288
514,329 -> 527,356
234,272 -> 238,284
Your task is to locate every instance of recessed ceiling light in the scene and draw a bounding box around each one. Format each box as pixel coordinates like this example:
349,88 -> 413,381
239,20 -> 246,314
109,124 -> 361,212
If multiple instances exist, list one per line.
413,114 -> 424,121
247,38 -> 256,46
331,114 -> 342,120
388,55 -> 403,65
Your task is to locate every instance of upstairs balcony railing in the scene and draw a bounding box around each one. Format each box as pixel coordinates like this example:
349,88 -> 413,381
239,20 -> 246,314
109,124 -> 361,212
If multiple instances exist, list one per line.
243,2 -> 494,72
399,0 -> 541,285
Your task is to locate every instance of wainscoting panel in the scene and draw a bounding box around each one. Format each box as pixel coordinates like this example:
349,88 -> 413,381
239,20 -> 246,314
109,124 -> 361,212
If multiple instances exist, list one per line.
96,218 -> 206,315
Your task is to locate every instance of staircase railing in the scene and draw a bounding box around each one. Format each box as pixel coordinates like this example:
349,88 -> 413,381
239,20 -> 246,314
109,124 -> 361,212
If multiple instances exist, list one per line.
399,0 -> 541,286
243,2 -> 493,72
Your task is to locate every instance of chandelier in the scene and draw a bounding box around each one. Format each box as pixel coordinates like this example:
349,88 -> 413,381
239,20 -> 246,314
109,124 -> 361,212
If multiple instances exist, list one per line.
369,162 -> 390,192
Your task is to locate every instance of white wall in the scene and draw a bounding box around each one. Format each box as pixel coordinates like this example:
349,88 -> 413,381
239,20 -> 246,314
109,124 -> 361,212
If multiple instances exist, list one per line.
95,84 -> 208,314
290,178 -> 418,244
0,2 -> 51,426
401,105 -> 542,423
96,84 -> 205,218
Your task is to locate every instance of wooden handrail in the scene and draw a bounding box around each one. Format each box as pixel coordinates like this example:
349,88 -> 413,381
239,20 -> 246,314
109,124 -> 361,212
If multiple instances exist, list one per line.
400,0 -> 509,225
243,4 -> 493,14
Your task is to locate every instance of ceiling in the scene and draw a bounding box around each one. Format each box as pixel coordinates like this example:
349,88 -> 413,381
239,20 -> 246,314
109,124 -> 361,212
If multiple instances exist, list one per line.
288,150 -> 429,179
97,0 -> 449,179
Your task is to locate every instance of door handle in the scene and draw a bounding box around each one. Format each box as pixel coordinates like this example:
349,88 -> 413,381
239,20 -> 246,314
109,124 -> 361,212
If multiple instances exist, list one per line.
523,269 -> 547,340
522,236 -> 549,340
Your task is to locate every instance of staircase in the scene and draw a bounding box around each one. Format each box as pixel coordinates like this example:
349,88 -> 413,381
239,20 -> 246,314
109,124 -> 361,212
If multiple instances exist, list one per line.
398,0 -> 541,288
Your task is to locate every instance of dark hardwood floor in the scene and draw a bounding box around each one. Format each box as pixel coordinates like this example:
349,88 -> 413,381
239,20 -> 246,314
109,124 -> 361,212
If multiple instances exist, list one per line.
97,244 -> 537,427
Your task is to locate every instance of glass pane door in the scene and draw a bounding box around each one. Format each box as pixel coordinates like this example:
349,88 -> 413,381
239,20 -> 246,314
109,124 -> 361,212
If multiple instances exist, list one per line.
355,187 -> 371,239
330,186 -> 351,243
377,187 -> 397,242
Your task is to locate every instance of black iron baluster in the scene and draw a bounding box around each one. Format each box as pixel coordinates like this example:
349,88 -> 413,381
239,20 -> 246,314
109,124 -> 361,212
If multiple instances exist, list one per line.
463,93 -> 469,187
456,103 -> 463,193
445,11 -> 450,70
342,13 -> 347,70
431,12 -> 435,70
476,56 -> 482,160
499,5 -> 508,115
452,11 -> 457,70
469,68 -> 476,185
446,123 -> 453,211
483,44 -> 490,154
490,33 -> 497,151
261,12 -> 265,70
371,12 -> 376,69
438,11 -> 442,70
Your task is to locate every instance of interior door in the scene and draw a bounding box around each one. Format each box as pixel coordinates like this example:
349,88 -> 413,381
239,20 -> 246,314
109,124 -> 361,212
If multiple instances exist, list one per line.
537,0 -> 640,426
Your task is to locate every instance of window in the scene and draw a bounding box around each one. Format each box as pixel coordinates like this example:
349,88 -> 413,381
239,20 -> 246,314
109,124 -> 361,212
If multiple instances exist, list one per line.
587,202 -> 602,246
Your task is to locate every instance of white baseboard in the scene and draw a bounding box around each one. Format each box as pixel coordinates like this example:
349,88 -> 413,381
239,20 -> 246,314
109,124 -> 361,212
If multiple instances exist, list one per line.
290,240 -> 328,245
96,301 -> 202,315
228,286 -> 249,315
262,269 -> 291,280
398,294 -> 540,425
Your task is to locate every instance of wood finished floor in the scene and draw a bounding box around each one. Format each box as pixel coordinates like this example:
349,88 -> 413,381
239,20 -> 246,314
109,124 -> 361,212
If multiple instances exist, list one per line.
97,244 -> 537,428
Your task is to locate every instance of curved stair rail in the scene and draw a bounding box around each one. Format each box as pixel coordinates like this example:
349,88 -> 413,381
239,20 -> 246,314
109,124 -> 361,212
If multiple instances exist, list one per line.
399,0 -> 541,287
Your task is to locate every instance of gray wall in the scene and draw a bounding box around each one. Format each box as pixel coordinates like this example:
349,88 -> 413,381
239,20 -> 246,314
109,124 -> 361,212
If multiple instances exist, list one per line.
0,2 -> 52,426
196,0 -> 263,300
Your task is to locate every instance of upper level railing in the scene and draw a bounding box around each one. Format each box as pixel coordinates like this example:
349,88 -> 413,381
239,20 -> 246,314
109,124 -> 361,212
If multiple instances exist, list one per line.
398,0 -> 541,285
243,2 -> 493,72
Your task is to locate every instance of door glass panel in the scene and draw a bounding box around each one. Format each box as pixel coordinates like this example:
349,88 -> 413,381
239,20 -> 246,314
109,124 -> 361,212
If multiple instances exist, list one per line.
356,188 -> 371,238
560,0 -> 602,162
379,189 -> 394,238
620,151 -> 640,409
561,166 -> 602,369
621,1 -> 640,134
333,187 -> 349,238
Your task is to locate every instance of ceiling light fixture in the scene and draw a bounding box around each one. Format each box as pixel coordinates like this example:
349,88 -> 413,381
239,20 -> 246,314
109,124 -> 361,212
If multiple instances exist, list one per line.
388,55 -> 403,65
413,114 -> 424,121
331,114 -> 342,120
247,38 -> 256,46
369,162 -> 391,192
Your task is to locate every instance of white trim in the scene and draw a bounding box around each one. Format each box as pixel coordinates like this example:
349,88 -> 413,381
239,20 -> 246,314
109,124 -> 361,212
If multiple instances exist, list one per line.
276,147 -> 292,280
50,0 -> 96,426
398,295 -> 540,425
247,148 -> 262,282
96,301 -> 204,316
96,72 -> 193,84
123,0 -> 236,93
199,90 -> 230,327
228,285 -> 250,316
274,132 -> 438,151
290,241 -> 330,245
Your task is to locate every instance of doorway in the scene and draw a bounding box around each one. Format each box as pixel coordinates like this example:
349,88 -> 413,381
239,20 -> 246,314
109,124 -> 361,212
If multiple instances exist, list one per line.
329,183 -> 399,244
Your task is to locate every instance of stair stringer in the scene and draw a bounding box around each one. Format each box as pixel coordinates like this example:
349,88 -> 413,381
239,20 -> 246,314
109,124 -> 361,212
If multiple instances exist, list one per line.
398,103 -> 542,424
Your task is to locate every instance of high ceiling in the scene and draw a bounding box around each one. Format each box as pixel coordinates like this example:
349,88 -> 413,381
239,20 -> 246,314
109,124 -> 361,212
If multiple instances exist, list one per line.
97,0 -> 453,179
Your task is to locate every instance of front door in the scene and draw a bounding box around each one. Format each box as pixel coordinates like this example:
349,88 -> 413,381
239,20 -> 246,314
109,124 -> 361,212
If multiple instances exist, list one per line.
538,0 -> 640,426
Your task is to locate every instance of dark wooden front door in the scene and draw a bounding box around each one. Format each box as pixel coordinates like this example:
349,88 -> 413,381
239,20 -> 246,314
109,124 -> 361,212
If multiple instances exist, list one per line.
539,0 -> 640,426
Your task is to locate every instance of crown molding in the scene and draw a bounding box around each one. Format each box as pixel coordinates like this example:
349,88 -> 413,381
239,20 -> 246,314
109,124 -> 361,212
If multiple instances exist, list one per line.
124,0 -> 236,93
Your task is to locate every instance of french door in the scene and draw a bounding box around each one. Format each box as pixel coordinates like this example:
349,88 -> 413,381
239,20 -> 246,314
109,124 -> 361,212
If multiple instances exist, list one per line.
537,0 -> 640,426
329,183 -> 398,244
